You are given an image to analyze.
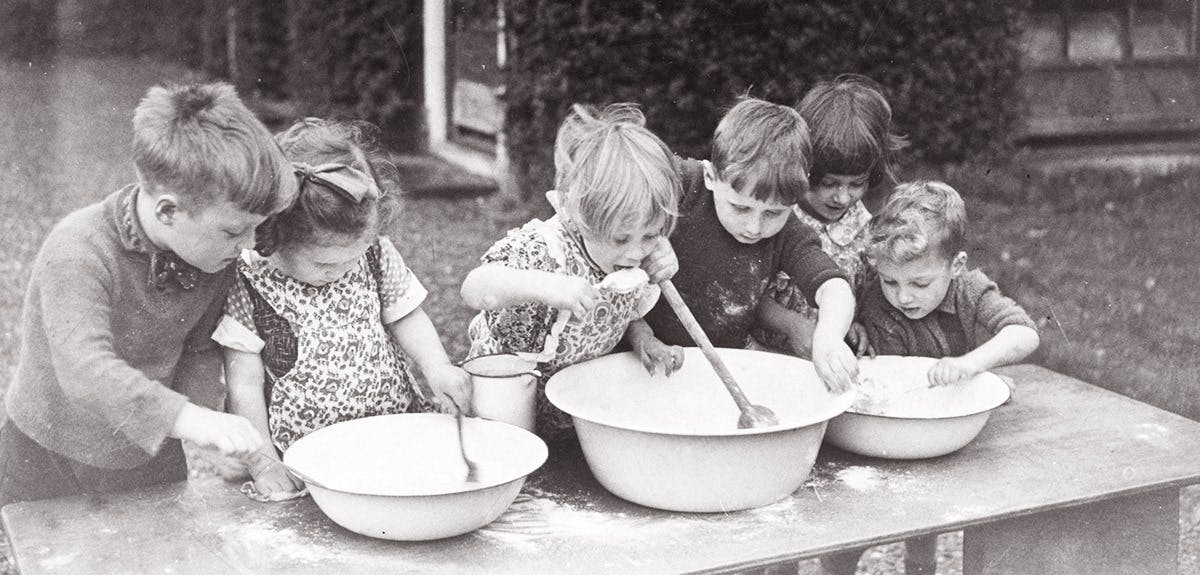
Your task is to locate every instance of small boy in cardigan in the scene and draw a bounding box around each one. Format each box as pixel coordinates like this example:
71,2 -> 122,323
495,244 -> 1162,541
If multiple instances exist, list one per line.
0,81 -> 297,504
824,180 -> 1039,575
857,180 -> 1040,387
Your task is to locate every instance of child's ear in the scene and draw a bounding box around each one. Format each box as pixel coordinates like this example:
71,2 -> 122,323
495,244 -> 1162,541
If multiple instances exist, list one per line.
701,160 -> 718,191
544,190 -> 566,217
153,194 -> 180,225
950,251 -> 968,277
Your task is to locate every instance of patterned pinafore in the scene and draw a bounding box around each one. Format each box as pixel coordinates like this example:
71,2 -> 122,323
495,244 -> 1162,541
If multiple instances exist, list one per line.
238,251 -> 431,451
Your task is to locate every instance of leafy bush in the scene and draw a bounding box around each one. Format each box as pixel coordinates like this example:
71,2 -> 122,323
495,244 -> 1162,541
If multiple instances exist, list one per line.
48,0 -> 423,150
284,0 -> 424,149
503,0 -> 1028,197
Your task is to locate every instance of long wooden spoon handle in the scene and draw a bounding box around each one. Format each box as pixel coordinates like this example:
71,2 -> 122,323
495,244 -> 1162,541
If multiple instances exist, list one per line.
658,280 -> 753,410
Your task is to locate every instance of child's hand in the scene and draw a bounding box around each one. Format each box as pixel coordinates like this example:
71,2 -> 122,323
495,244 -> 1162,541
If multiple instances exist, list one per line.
171,404 -> 263,458
543,275 -> 600,317
633,334 -> 685,376
812,334 -> 858,394
639,237 -> 679,284
846,322 -> 875,358
248,451 -> 305,496
424,363 -> 473,415
927,356 -> 982,387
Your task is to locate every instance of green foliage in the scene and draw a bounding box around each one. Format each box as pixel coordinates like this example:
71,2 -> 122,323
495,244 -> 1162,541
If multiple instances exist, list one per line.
503,0 -> 1029,196
284,0 -> 424,149
50,0 -> 423,149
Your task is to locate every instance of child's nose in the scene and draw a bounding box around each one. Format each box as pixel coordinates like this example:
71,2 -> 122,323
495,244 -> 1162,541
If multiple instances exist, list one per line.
235,234 -> 255,252
746,215 -> 762,234
835,186 -> 852,204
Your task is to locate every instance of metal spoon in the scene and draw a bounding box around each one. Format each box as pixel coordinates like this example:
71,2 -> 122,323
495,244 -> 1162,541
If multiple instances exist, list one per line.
658,279 -> 779,429
447,397 -> 480,482
254,451 -> 331,491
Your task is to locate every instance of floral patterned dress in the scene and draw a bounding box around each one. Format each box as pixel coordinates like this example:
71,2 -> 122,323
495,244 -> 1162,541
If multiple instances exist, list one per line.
771,200 -> 873,319
212,236 -> 435,451
467,216 -> 660,440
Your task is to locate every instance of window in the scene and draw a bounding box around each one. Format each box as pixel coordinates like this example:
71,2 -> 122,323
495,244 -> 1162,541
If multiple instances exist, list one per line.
1022,0 -> 1197,66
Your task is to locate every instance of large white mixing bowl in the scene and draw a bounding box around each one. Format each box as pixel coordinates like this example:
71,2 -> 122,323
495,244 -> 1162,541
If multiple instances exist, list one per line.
283,413 -> 548,540
546,348 -> 855,512
824,355 -> 1012,459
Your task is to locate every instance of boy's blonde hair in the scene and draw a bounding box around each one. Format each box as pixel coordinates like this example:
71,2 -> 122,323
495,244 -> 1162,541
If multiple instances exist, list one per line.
554,103 -> 679,239
867,180 -> 966,264
710,96 -> 811,205
132,81 -> 295,215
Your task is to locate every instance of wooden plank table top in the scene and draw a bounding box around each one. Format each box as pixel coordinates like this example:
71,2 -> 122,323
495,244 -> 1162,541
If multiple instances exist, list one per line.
6,364 -> 1200,574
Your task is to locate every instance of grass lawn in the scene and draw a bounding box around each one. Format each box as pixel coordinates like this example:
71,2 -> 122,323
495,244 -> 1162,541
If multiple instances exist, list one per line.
2,55 -> 1199,573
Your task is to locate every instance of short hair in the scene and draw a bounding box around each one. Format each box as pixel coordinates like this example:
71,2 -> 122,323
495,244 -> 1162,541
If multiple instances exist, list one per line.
256,118 -> 397,253
799,73 -> 908,189
867,180 -> 967,264
132,82 -> 295,215
710,96 -> 811,205
554,103 -> 679,239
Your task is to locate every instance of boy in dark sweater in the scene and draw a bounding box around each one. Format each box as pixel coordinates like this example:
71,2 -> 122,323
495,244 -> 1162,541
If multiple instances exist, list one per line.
636,97 -> 858,392
0,82 -> 297,504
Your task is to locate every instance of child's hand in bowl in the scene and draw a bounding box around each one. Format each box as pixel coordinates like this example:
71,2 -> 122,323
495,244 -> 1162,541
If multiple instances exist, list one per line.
639,237 -> 678,284
425,363 -> 473,415
927,356 -> 982,387
812,335 -> 858,394
633,334 -> 684,376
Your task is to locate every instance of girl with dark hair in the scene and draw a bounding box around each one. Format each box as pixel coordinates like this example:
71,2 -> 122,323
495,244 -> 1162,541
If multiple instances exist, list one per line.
214,118 -> 470,499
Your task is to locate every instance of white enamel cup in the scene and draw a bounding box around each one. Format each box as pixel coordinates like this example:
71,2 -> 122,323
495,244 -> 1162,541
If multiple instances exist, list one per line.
461,354 -> 541,432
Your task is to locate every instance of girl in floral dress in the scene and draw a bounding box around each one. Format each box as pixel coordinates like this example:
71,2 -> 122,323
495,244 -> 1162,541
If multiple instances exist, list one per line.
765,76 -> 932,575
214,118 -> 471,498
764,73 -> 908,357
461,104 -> 683,441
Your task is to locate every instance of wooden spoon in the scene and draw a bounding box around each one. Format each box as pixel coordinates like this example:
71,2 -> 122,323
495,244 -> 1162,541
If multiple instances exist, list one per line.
658,280 -> 779,429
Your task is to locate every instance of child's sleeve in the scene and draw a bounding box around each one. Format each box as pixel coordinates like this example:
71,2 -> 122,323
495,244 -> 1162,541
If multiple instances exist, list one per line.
375,236 -> 429,325
176,285 -> 232,410
474,225 -> 559,354
856,277 -> 913,356
37,249 -> 187,454
775,217 -> 847,306
480,223 -> 559,272
210,276 -> 265,354
960,270 -> 1038,336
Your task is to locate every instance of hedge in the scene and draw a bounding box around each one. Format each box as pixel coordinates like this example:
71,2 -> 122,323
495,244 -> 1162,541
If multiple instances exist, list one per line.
502,0 -> 1029,196
39,0 -> 423,150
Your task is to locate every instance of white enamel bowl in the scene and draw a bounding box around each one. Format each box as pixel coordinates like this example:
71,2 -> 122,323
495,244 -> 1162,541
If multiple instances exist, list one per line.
546,348 -> 855,512
824,356 -> 1012,459
283,413 -> 548,540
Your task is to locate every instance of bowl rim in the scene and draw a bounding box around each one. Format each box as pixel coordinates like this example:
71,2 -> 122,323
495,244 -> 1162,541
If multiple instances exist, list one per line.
283,413 -> 549,497
546,349 -> 857,437
845,356 -> 1012,420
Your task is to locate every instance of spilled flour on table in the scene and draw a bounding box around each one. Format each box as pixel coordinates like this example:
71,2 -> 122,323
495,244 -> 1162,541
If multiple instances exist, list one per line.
220,515 -> 340,564
836,466 -> 883,491
474,487 -> 632,549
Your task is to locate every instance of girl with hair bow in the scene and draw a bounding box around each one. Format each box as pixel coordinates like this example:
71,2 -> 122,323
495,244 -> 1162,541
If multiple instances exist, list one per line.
213,118 -> 470,500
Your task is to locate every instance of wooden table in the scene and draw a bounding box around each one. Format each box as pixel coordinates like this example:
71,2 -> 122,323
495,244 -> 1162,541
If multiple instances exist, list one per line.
6,365 -> 1200,574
